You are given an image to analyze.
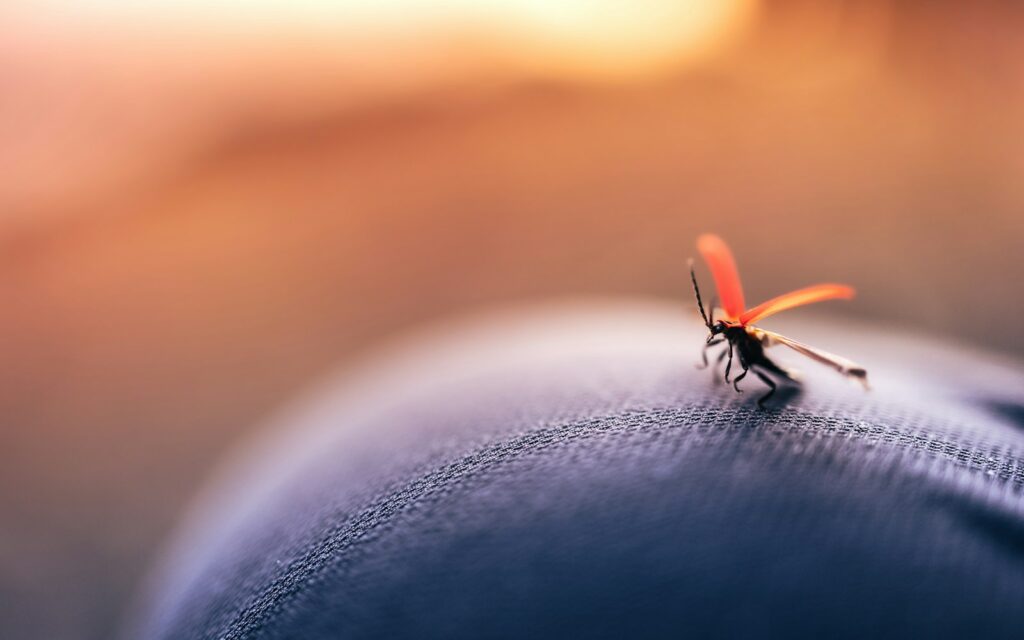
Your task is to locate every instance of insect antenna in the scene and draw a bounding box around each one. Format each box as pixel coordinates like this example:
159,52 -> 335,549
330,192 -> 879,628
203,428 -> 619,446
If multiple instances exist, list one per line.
688,259 -> 712,330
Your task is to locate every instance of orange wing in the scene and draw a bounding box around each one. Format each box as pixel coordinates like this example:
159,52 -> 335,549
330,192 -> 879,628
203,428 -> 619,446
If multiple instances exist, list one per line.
739,284 -> 855,326
696,233 -> 746,320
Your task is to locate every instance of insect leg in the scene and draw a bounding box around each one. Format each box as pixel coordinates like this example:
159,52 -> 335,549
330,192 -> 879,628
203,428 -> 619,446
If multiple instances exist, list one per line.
724,341 -> 734,383
753,368 -> 777,409
757,354 -> 796,383
733,366 -> 748,393
713,347 -> 728,375
730,347 -> 748,393
696,338 -> 726,369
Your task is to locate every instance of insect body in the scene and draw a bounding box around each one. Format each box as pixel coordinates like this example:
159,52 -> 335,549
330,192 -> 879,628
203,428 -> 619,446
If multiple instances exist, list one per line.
690,234 -> 868,408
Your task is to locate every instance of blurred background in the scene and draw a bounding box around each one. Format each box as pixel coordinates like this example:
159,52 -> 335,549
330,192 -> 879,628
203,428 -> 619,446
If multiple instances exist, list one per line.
1,1 -> 1022,638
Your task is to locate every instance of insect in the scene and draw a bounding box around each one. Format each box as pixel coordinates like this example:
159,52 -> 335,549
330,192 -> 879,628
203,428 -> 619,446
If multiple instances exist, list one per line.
689,233 -> 868,408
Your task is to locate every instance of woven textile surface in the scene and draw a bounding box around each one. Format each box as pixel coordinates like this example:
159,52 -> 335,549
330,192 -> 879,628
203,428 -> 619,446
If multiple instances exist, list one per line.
128,301 -> 1024,639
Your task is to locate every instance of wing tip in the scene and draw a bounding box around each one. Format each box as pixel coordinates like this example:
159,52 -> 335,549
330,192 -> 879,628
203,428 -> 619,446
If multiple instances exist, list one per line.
835,284 -> 857,300
848,366 -> 870,390
814,283 -> 857,299
696,233 -> 725,252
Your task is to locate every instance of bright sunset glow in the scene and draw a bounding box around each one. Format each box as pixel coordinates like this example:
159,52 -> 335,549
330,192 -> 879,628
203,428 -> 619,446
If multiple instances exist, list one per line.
7,0 -> 758,78
0,0 -> 758,216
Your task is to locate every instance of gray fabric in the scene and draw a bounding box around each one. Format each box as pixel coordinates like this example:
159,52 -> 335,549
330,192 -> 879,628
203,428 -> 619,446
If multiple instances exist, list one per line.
127,300 -> 1024,639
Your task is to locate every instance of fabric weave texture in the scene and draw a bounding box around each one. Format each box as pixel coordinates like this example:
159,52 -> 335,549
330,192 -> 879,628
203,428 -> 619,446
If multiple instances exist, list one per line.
128,301 -> 1024,639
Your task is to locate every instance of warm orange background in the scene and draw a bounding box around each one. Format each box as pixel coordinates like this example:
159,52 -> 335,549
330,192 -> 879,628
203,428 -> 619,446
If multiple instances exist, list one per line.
1,2 -> 1023,638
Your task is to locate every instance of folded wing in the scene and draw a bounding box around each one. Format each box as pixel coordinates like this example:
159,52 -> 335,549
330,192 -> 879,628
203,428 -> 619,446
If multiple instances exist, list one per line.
753,327 -> 869,388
